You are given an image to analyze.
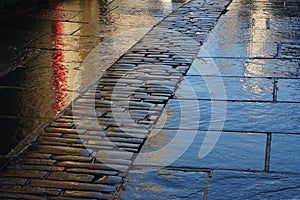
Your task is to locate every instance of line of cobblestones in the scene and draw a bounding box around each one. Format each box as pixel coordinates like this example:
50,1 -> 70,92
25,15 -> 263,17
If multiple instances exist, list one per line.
0,0 -> 231,199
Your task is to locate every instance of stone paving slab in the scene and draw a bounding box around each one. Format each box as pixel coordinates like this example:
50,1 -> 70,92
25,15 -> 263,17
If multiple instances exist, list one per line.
176,76 -> 274,101
119,169 -> 209,200
208,170 -> 300,200
277,78 -> 300,102
270,134 -> 300,174
140,130 -> 266,171
187,58 -> 300,78
159,99 -> 300,133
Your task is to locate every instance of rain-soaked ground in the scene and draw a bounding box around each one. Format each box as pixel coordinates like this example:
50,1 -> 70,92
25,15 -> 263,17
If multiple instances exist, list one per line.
0,0 -> 187,156
0,0 -> 299,198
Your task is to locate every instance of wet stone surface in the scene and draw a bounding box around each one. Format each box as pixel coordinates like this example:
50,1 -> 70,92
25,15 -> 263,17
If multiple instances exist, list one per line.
187,58 -> 300,78
270,134 -> 300,174
139,130 -> 266,171
0,0 -> 188,156
159,99 -> 300,133
277,78 -> 300,102
208,171 -> 300,200
119,169 -> 208,200
0,0 -> 299,199
176,76 -> 274,101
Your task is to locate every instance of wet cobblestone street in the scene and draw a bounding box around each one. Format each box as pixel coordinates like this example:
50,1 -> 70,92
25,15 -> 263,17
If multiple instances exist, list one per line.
0,0 -> 187,156
0,0 -> 300,199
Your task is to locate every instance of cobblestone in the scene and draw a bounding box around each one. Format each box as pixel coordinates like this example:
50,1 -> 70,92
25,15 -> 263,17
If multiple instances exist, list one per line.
0,193 -> 45,200
0,177 -> 28,185
0,186 -> 61,196
52,155 -> 93,163
0,169 -> 47,178
47,172 -> 95,183
8,164 -> 65,172
28,145 -> 92,156
62,190 -> 111,199
29,179 -> 116,192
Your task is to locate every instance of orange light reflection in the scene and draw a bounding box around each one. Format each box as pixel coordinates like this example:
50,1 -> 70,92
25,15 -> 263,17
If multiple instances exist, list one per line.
52,4 -> 68,113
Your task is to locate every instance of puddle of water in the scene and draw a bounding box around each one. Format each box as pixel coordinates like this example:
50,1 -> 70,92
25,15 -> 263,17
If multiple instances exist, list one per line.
0,0 -> 187,155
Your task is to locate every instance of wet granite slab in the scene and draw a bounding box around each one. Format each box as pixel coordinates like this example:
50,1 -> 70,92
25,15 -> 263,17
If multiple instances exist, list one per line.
187,58 -> 300,78
208,170 -> 300,199
277,78 -> 300,102
160,99 -> 300,133
138,130 -> 266,171
176,76 -> 273,101
270,134 -> 300,174
198,41 -> 277,58
120,169 -> 208,199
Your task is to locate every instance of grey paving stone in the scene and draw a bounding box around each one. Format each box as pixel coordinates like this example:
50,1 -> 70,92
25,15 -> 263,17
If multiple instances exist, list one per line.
104,137 -> 144,145
50,122 -> 74,129
62,190 -> 112,199
176,76 -> 273,101
89,131 -> 147,140
47,172 -> 95,183
62,133 -> 101,141
208,170 -> 300,200
94,175 -> 123,184
280,41 -> 300,58
244,59 -> 300,78
29,179 -> 116,192
119,169 -> 208,200
161,99 -> 300,133
138,130 -> 266,171
44,127 -> 87,135
16,158 -> 56,166
198,41 -> 277,58
87,140 -> 140,149
35,140 -> 69,147
187,58 -> 300,78
95,158 -> 132,166
8,164 -> 65,172
0,192 -> 45,200
20,153 -> 52,159
41,132 -> 63,137
0,169 -> 47,179
277,78 -> 300,102
37,136 -> 84,145
28,145 -> 92,156
270,134 -> 300,174
66,168 -> 119,176
76,144 -> 114,151
106,127 -> 149,135
56,161 -> 128,171
96,150 -> 134,160
0,185 -> 61,196
0,177 -> 28,185
52,155 -> 93,163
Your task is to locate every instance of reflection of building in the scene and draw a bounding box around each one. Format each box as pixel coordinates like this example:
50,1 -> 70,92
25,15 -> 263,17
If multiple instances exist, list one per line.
52,4 -> 68,113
